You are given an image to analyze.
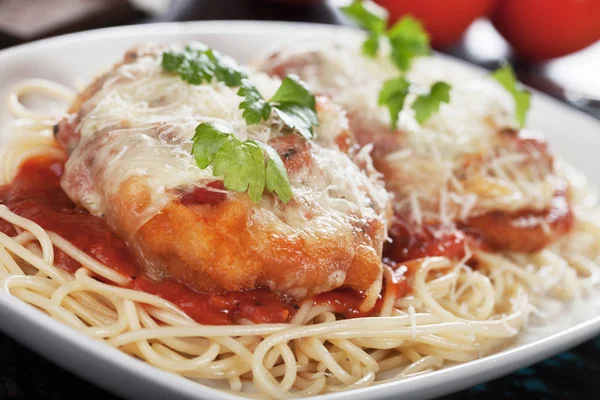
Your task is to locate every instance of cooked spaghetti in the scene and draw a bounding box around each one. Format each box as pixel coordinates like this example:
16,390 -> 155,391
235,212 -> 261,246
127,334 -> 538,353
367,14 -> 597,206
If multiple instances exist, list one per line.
1,43 -> 599,400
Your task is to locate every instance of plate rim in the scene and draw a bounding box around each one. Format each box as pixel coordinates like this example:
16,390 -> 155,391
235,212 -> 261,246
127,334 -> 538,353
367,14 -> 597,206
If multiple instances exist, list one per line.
0,20 -> 599,400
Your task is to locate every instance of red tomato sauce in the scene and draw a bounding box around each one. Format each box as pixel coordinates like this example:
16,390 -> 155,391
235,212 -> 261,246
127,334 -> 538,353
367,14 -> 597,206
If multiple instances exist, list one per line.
180,181 -> 227,206
384,218 -> 469,263
131,275 -> 295,325
314,266 -> 411,318
0,156 -> 411,325
0,156 -> 137,276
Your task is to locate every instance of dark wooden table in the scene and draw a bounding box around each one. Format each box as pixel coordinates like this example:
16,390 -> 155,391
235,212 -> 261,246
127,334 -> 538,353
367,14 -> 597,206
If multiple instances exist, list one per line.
1,1 -> 599,399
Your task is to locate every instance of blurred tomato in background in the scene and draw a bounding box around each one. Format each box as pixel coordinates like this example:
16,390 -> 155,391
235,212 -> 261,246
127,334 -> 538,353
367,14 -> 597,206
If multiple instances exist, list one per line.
373,0 -> 494,48
492,0 -> 600,60
370,0 -> 600,61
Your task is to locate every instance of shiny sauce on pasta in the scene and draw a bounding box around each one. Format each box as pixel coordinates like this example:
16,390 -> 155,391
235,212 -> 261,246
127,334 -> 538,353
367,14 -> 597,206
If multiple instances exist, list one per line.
314,271 -> 410,318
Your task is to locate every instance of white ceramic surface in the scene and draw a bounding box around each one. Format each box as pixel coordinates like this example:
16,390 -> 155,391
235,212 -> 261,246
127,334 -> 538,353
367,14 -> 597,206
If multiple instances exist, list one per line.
1,21 -> 600,400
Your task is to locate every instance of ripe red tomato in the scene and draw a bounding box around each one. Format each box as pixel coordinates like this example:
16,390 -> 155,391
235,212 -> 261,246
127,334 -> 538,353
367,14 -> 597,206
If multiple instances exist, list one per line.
492,0 -> 600,60
373,0 -> 494,48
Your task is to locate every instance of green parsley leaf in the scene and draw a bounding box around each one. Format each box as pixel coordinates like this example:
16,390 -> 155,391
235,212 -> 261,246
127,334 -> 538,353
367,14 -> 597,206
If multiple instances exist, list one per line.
241,141 -> 268,202
162,46 -> 215,85
341,1 -> 388,35
162,44 -> 248,88
164,45 -> 318,178
362,32 -> 381,57
412,81 -> 452,125
378,77 -> 410,130
273,105 -> 318,140
206,49 -> 246,87
163,46 -> 319,135
269,75 -> 318,139
338,3 -> 447,128
238,79 -> 272,125
252,141 -> 293,203
491,64 -> 531,128
212,140 -> 260,202
340,1 -> 387,58
239,74 -> 318,134
270,74 -> 316,109
161,51 -> 184,71
191,122 -> 292,204
212,140 -> 265,203
388,16 -> 430,71
191,122 -> 232,168
162,44 -> 216,85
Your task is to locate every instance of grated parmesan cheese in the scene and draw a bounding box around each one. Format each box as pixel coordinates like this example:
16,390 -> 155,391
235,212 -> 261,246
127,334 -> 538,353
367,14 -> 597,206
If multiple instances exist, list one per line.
61,45 -> 392,245
257,39 -> 558,227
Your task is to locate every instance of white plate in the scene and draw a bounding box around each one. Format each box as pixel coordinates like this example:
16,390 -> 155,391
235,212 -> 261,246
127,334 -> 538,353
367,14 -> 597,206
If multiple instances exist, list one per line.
1,21 -> 600,400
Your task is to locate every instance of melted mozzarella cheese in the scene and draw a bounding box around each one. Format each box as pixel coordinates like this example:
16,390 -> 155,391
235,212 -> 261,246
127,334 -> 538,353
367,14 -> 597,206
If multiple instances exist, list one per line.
63,46 -> 390,242
258,39 -> 556,224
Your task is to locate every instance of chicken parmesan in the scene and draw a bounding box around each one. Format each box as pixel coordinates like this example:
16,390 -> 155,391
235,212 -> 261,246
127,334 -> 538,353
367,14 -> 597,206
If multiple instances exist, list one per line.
54,45 -> 391,307
258,40 -> 573,254
1,11 -> 600,399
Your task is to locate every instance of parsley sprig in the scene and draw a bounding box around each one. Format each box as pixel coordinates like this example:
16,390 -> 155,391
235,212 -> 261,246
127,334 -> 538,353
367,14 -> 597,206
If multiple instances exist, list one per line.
412,82 -> 452,125
343,2 -> 531,129
238,74 -> 318,140
341,0 -> 387,57
341,1 -> 430,71
192,122 -> 293,204
341,1 -> 451,128
161,43 -> 319,203
269,75 -> 319,140
491,64 -> 531,128
377,77 -> 410,129
162,44 -> 317,203
387,17 -> 431,72
162,44 -> 318,138
162,43 -> 246,86
238,79 -> 271,125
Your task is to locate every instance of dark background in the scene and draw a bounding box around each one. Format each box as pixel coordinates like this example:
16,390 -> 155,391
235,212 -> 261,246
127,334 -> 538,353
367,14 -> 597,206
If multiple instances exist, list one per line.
0,0 -> 599,399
